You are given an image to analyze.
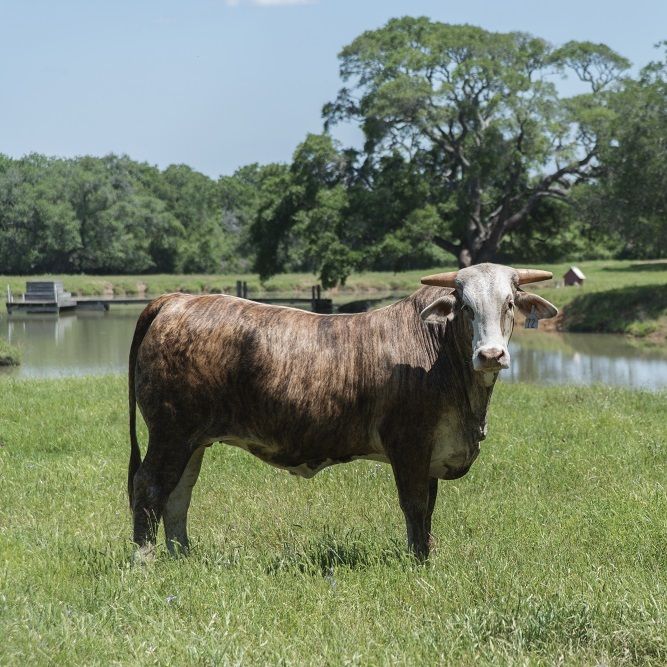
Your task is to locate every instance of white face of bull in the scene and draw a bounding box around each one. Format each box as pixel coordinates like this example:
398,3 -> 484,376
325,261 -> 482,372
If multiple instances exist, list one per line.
419,263 -> 558,375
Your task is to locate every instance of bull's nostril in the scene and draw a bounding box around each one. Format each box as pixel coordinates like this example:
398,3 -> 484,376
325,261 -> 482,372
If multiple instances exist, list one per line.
478,347 -> 504,362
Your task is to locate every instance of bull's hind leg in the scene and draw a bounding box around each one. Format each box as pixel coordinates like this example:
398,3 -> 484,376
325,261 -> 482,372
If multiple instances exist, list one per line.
132,430 -> 190,559
425,477 -> 438,551
163,445 -> 206,556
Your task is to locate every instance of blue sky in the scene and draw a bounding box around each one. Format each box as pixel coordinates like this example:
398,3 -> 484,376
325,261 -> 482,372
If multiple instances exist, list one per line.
1,0 -> 665,177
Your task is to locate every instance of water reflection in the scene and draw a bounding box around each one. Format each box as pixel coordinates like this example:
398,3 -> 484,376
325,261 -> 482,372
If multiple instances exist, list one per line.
503,330 -> 667,390
1,309 -> 139,378
1,308 -> 666,389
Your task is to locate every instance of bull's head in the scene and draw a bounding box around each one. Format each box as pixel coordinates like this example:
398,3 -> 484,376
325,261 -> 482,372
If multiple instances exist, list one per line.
419,263 -> 558,373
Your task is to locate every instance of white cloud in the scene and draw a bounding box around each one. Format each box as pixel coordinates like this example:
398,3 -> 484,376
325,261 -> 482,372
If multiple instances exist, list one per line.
225,0 -> 317,6
253,0 -> 316,4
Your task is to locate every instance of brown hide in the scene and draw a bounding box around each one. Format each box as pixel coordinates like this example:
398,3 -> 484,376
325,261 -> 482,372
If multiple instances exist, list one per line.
129,288 -> 495,559
134,290 -> 489,465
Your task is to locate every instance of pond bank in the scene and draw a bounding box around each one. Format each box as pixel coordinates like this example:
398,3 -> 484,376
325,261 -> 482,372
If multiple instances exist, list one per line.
515,283 -> 667,346
558,283 -> 667,343
2,309 -> 666,388
0,338 -> 20,366
2,259 -> 666,342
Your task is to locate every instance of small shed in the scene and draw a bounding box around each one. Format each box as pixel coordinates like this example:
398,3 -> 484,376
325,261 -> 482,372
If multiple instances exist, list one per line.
563,266 -> 586,287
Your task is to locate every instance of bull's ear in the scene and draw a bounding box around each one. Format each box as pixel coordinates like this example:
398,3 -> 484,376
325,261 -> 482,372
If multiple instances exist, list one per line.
420,295 -> 457,324
515,290 -> 558,319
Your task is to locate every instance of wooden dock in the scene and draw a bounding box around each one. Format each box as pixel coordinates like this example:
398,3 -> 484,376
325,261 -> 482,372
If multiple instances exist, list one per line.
6,281 -> 77,314
6,281 -> 334,315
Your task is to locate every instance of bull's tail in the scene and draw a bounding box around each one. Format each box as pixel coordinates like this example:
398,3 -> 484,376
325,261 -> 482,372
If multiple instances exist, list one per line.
128,295 -> 172,510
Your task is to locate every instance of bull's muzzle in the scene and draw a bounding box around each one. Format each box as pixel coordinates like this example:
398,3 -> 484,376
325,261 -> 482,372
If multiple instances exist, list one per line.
474,346 -> 510,372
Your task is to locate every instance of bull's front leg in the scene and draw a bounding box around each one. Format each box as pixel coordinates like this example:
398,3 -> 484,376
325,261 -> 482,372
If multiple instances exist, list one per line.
389,453 -> 432,561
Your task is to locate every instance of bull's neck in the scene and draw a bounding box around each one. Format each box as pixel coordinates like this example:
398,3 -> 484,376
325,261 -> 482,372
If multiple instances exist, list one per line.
408,296 -> 497,439
445,315 -> 496,421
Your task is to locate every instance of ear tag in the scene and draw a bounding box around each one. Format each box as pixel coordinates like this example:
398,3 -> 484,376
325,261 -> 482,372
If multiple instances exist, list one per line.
524,306 -> 539,330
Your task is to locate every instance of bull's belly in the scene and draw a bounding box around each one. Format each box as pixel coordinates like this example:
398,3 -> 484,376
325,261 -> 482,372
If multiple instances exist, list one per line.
215,422 -> 479,481
284,453 -> 391,478
217,434 -> 389,479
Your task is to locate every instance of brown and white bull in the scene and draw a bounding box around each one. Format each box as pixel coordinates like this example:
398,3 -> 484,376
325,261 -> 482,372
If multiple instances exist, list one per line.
128,263 -> 557,559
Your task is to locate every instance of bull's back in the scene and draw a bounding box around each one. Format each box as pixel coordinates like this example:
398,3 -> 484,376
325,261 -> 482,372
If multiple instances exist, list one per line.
134,294 -> 394,459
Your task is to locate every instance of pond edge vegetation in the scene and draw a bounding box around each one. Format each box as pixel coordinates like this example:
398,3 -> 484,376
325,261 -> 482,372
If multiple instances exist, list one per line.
0,338 -> 20,366
3,259 -> 666,344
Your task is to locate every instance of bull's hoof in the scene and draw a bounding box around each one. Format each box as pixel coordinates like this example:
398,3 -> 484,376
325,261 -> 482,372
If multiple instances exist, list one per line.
166,539 -> 190,558
132,543 -> 156,565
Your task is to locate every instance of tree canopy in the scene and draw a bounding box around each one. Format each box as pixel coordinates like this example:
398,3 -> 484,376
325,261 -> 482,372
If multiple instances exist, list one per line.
323,17 -> 629,268
0,154 -> 246,274
579,43 -> 667,258
0,19 -> 664,285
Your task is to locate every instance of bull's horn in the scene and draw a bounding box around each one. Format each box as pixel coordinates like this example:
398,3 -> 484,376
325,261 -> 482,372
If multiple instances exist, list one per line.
421,271 -> 458,287
515,269 -> 553,284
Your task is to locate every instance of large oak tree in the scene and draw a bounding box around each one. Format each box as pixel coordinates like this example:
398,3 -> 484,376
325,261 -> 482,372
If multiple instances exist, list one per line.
324,17 -> 629,267
580,43 -> 667,258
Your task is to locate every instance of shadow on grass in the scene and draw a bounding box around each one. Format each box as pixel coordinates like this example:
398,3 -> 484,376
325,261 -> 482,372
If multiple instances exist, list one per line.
601,261 -> 667,273
564,284 -> 667,333
266,529 -> 406,575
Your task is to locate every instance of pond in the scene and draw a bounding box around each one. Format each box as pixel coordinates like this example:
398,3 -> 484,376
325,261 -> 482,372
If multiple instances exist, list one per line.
1,306 -> 666,390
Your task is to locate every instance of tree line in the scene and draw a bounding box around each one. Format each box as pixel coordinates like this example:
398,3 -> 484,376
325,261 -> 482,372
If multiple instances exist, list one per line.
1,18 -> 665,285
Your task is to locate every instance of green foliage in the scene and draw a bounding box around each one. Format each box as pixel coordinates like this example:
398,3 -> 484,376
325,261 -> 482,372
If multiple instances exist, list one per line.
1,377 -> 667,663
498,197 -> 618,264
218,163 -> 270,271
249,162 -> 295,279
250,134 -> 362,287
551,40 -> 631,92
152,164 -> 227,273
368,204 -> 451,271
0,155 -> 80,273
579,43 -> 667,259
0,154 -> 245,275
323,18 -> 628,269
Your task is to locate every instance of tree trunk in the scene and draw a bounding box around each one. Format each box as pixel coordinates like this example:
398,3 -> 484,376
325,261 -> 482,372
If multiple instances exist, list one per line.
473,241 -> 500,265
435,216 -> 504,268
457,247 -> 473,268
463,216 -> 506,266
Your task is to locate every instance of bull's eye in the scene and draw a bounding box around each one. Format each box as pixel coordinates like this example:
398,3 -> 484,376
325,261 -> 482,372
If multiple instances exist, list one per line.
508,301 -> 515,310
461,304 -> 474,318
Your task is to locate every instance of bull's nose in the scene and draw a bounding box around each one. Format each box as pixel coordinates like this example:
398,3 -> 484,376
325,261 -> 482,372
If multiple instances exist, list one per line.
475,346 -> 509,371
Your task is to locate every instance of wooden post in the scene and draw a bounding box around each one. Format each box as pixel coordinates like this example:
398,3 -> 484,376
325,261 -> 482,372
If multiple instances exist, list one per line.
236,280 -> 242,298
311,285 -> 328,313
243,281 -> 248,299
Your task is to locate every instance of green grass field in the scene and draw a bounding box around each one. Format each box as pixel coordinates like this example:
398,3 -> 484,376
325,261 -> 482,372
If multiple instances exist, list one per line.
1,376 -> 666,665
3,259 -> 666,298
